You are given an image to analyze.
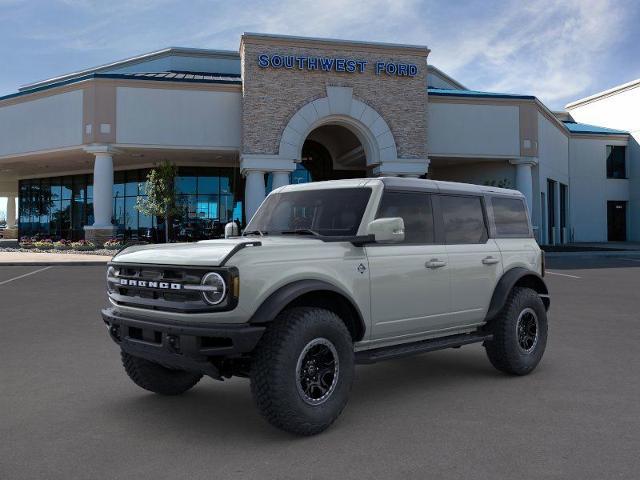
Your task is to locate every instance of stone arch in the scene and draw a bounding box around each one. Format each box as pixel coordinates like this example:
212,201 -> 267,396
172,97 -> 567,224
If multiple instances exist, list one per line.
278,86 -> 398,167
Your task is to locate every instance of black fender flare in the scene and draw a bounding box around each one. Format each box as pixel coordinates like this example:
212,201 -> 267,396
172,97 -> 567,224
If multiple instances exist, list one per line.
248,279 -> 366,340
485,268 -> 550,322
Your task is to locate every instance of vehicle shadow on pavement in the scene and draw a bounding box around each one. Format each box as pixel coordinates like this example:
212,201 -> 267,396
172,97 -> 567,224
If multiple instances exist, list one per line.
101,347 -> 504,440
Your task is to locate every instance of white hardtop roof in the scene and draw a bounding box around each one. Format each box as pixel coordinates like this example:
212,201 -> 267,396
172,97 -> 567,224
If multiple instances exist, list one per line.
274,177 -> 523,197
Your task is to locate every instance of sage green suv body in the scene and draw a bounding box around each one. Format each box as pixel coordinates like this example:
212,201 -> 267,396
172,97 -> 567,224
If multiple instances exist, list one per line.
102,177 -> 550,435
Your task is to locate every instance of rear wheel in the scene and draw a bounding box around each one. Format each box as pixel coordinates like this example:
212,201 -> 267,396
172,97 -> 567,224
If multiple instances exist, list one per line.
121,352 -> 202,395
250,307 -> 354,435
485,287 -> 548,375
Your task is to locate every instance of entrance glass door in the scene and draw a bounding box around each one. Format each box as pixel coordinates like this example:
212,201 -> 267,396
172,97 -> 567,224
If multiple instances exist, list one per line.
607,201 -> 627,241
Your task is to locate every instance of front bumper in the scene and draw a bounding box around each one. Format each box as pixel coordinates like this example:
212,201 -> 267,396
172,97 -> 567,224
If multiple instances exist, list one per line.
102,307 -> 265,378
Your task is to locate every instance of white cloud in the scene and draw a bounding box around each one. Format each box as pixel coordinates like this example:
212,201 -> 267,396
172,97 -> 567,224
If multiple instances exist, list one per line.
426,0 -> 631,107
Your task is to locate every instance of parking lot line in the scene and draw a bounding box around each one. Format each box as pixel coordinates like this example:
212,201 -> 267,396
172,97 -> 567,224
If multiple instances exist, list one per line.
546,271 -> 581,279
0,266 -> 52,286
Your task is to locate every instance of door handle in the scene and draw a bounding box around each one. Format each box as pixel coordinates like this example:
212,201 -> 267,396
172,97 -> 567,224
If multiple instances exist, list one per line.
482,256 -> 500,265
425,259 -> 447,269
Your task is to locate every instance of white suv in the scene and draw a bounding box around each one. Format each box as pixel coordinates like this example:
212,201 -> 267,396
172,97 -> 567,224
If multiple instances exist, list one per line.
103,178 -> 549,435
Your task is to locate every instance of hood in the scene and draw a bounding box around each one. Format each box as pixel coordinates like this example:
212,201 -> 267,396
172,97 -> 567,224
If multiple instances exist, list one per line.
111,236 -> 325,266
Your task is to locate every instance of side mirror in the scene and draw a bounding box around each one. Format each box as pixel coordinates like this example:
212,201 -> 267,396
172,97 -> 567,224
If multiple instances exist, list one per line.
367,217 -> 405,243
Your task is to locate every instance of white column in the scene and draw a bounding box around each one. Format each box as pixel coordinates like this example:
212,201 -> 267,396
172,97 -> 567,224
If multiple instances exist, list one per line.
241,154 -> 295,222
271,171 -> 290,190
510,158 -> 537,215
92,152 -> 115,227
6,195 -> 16,228
244,170 -> 266,222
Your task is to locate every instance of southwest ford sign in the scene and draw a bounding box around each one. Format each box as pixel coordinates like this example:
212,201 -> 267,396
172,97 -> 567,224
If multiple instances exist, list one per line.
257,54 -> 418,77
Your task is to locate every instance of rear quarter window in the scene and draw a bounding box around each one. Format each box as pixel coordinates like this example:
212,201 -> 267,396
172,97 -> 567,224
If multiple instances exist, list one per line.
440,195 -> 488,244
491,197 -> 530,237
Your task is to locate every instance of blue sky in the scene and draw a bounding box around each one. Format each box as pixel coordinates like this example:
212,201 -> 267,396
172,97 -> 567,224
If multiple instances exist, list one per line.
1,0 -> 639,107
1,0 -> 640,216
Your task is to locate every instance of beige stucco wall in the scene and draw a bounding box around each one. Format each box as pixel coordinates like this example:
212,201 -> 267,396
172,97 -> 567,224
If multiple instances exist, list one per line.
427,101 -> 520,157
0,90 -> 83,157
240,36 -> 428,160
116,86 -> 242,148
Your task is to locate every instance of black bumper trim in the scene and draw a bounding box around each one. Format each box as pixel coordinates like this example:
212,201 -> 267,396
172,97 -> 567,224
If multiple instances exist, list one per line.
102,307 -> 265,376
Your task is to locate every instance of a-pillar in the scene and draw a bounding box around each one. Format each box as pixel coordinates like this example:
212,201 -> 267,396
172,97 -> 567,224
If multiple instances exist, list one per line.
241,154 -> 295,222
84,145 -> 117,245
510,158 -> 538,216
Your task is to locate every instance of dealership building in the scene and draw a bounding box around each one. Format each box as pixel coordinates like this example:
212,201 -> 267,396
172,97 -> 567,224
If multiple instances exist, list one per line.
0,33 -> 637,244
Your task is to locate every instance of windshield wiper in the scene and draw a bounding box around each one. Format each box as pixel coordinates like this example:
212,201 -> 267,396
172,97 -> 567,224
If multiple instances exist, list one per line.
280,229 -> 321,237
243,230 -> 267,236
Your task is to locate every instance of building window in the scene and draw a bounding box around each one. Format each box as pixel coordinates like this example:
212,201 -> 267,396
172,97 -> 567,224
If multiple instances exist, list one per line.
606,145 -> 626,179
18,166 -> 244,242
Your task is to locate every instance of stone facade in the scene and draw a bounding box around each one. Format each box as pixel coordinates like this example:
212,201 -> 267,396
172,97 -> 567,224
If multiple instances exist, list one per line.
240,35 -> 429,162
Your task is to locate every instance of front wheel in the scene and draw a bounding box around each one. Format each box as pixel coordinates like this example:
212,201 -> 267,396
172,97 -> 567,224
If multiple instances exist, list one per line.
250,307 -> 355,435
485,287 -> 548,375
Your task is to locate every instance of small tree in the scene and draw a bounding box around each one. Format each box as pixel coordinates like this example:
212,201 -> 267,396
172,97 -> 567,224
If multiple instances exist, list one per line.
136,161 -> 181,243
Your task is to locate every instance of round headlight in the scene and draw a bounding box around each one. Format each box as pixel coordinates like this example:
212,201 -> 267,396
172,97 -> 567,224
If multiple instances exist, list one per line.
106,266 -> 117,293
201,272 -> 226,305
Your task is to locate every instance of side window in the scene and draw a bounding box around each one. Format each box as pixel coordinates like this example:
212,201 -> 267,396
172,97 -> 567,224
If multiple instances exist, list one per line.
492,197 -> 530,237
440,195 -> 488,244
376,191 -> 434,244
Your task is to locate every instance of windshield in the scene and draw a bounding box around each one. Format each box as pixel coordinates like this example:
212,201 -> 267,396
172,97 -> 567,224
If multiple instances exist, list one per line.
245,187 -> 372,237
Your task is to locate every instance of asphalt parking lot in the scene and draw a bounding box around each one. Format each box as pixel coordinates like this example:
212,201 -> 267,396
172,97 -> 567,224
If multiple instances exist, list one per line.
2,255 -> 640,479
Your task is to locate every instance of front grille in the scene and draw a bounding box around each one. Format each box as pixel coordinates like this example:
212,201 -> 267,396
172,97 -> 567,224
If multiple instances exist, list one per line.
108,264 -> 227,313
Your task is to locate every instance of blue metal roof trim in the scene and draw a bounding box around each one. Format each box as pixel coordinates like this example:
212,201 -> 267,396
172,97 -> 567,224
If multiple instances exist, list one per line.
428,87 -> 536,100
562,121 -> 628,135
0,72 -> 242,102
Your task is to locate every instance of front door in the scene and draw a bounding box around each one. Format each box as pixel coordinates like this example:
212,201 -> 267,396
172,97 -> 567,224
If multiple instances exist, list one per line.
607,201 -> 627,241
366,191 -> 452,340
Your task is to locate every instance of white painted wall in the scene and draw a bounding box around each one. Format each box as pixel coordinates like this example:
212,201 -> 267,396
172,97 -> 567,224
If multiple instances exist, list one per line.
569,137 -> 629,242
427,102 -> 520,157
536,112 -> 570,242
116,87 -> 242,148
567,84 -> 639,241
0,90 -> 83,156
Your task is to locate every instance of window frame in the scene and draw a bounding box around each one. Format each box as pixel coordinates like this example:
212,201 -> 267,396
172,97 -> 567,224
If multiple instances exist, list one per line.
606,145 -> 627,179
373,189 -> 437,245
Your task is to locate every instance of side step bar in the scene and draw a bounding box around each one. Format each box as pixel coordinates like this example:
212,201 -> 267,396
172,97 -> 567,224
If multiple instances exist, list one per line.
355,332 -> 493,365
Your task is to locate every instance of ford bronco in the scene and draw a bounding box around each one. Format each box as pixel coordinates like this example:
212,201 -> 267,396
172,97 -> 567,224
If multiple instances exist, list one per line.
102,177 -> 549,435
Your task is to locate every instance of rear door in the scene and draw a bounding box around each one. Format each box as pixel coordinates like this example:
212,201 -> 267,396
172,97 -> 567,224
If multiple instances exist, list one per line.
366,190 -> 452,340
438,194 -> 502,326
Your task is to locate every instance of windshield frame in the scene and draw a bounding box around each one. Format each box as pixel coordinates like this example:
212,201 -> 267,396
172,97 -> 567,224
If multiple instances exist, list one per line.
244,186 -> 374,238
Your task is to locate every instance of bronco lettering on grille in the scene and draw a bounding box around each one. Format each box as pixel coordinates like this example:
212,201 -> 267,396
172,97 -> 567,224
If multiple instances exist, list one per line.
120,279 -> 182,290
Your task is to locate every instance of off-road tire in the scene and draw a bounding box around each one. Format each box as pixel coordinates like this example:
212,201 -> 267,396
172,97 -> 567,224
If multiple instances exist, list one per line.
250,307 -> 355,436
121,351 -> 202,395
485,287 -> 548,375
